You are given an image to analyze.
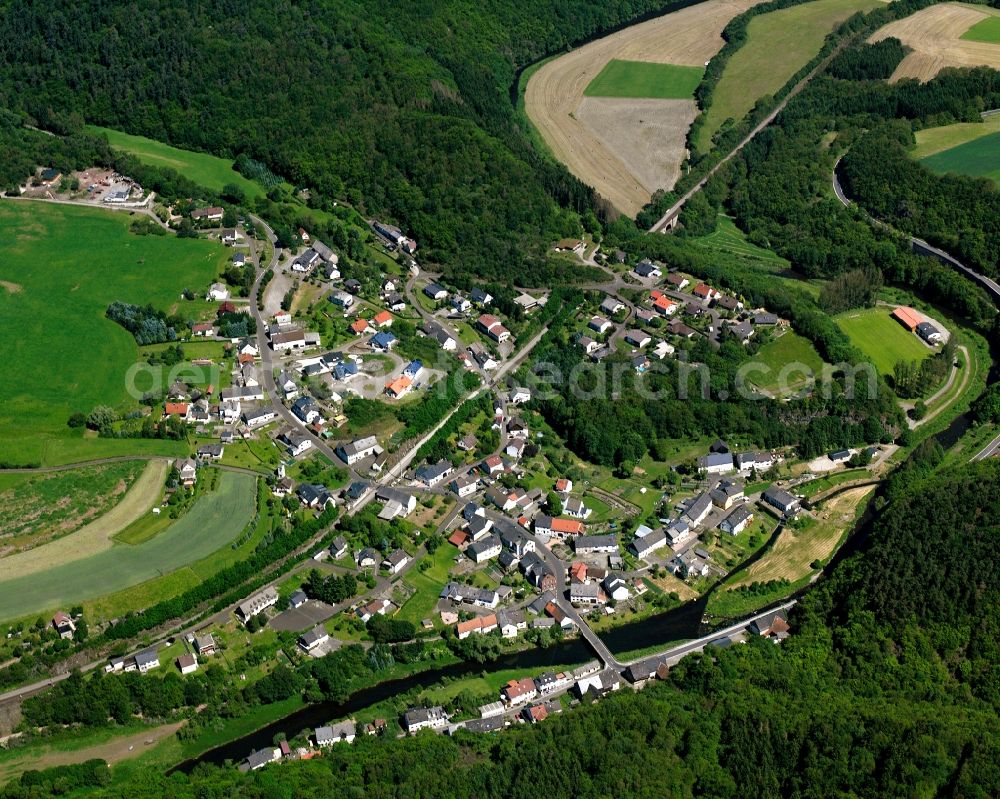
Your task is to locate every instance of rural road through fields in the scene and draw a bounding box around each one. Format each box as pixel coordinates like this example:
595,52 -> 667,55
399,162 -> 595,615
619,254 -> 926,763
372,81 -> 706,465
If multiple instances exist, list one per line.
649,40 -> 847,233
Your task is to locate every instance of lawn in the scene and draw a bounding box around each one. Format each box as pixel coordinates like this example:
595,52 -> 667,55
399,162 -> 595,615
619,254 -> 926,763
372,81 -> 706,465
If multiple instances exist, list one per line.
920,130 -> 1000,186
696,0 -> 881,151
584,59 -> 703,99
910,113 -> 1000,159
836,308 -> 933,375
0,471 -> 256,621
87,126 -> 266,200
749,331 -> 825,394
397,545 -> 461,626
0,201 -> 227,466
691,215 -> 789,268
961,15 -> 1000,43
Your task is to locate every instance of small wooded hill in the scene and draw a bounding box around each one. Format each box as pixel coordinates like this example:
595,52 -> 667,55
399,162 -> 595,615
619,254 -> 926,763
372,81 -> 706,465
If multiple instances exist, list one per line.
5,460 -> 998,798
0,0 -> 681,284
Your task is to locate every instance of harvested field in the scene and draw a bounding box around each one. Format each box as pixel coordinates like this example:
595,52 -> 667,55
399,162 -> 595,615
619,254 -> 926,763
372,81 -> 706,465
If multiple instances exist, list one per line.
0,460 -> 167,581
525,0 -> 765,216
575,98 -> 699,199
870,3 -> 1000,81
911,113 -> 1000,159
731,486 -> 874,587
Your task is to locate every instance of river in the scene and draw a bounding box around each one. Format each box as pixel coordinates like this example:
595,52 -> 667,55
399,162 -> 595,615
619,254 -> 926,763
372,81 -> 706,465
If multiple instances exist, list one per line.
171,596 -> 708,772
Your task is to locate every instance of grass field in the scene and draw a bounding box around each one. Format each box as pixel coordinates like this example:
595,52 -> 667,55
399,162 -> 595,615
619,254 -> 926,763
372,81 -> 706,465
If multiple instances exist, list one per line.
911,113 -> 1000,159
584,59 -> 703,98
397,545 -> 463,627
0,461 -> 143,547
691,215 -> 789,268
0,201 -> 227,466
0,460 -> 166,581
697,0 -> 881,151
0,471 -> 255,621
750,331 -> 826,394
87,126 -> 265,200
920,130 -> 1000,185
836,308 -> 933,375
962,15 -> 1000,42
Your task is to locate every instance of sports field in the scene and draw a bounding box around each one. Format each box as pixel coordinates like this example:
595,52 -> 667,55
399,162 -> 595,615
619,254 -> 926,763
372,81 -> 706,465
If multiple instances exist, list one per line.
920,131 -> 1000,185
0,201 -> 226,465
584,60 -> 703,98
871,3 -> 1000,81
836,308 -> 932,375
87,126 -> 264,199
749,332 -> 825,394
0,471 -> 256,621
697,0 -> 881,151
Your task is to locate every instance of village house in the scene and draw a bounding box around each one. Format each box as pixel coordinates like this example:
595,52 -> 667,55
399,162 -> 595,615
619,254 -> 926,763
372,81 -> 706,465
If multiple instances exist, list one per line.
502,677 -> 538,706
236,587 -> 279,622
630,528 -> 667,559
403,707 -> 449,733
423,282 -> 448,301
382,549 -> 410,575
476,314 -> 511,344
534,515 -> 585,538
600,297 -> 625,315
336,435 -> 382,465
762,487 -> 801,516
298,626 -> 330,653
315,721 -> 356,746
52,611 -> 76,639
720,505 -> 754,536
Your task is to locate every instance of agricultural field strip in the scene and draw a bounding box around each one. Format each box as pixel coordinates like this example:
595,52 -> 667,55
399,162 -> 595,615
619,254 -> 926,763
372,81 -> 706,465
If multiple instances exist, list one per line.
911,114 -> 1000,159
0,471 -> 256,622
524,0 -> 766,216
870,3 -> 1000,82
584,60 -> 704,98
0,460 -> 167,580
698,0 -> 881,150
920,131 -> 1000,184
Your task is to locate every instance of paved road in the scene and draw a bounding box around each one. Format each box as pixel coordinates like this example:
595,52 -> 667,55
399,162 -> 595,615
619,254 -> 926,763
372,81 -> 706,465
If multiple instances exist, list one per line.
619,599 -> 798,668
972,432 -> 1000,462
832,162 -> 1000,305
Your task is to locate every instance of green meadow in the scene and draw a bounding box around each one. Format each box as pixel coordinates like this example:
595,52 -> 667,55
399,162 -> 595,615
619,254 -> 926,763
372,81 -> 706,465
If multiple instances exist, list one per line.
750,332 -> 826,394
584,60 -> 703,99
0,201 -> 227,465
0,471 -> 256,622
87,126 -> 265,199
920,131 -> 1000,186
961,16 -> 1000,44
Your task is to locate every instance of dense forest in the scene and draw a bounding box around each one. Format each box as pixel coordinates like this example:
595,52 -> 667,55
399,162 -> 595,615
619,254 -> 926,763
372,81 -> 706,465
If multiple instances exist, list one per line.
5,459 -> 997,798
0,0 -> 699,283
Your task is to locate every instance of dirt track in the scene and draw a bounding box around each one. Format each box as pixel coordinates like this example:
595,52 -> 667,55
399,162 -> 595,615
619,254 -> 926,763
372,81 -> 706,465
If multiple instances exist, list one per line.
525,0 -> 765,216
870,3 -> 1000,81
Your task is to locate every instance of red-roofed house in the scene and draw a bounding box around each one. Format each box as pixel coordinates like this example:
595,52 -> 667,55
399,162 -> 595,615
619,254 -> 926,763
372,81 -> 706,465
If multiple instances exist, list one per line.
164,402 -> 188,418
448,529 -> 469,547
385,376 -> 412,398
892,306 -> 922,331
569,562 -> 588,583
350,319 -> 371,335
653,295 -> 677,315
502,677 -> 538,705
523,704 -> 549,723
555,478 -> 572,494
217,301 -> 237,316
372,310 -> 393,327
692,284 -> 720,301
481,455 -> 504,476
192,322 -> 214,336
